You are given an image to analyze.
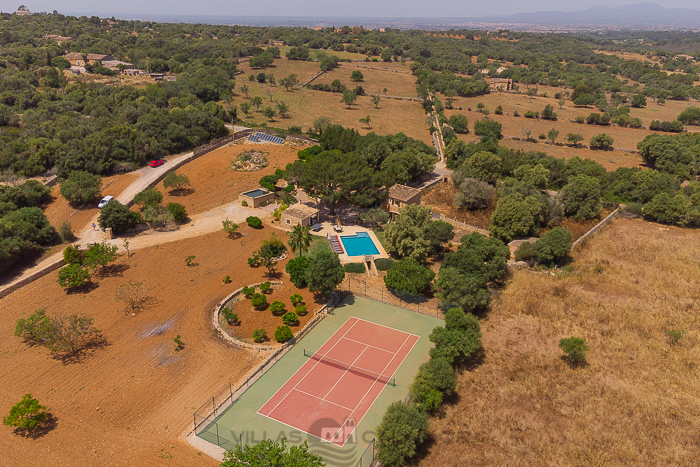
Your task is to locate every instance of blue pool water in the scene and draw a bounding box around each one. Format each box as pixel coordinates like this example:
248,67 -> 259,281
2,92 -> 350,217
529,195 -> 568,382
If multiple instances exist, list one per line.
340,231 -> 380,257
243,189 -> 267,198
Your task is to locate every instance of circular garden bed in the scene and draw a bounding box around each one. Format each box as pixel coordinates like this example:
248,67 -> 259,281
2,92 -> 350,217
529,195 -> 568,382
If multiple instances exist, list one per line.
217,281 -> 314,345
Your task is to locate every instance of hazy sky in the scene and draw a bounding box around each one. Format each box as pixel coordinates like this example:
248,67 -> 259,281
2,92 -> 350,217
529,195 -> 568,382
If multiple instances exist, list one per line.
7,0 -> 700,18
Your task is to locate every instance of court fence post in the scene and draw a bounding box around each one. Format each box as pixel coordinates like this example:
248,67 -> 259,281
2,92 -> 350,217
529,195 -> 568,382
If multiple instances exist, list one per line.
216,422 -> 220,446
212,397 -> 216,417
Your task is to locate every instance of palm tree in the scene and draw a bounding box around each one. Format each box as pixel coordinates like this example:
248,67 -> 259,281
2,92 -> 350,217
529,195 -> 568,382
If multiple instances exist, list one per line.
287,224 -> 312,256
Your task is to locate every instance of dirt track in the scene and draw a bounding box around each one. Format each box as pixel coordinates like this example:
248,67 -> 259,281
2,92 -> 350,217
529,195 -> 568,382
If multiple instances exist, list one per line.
0,225 -> 312,466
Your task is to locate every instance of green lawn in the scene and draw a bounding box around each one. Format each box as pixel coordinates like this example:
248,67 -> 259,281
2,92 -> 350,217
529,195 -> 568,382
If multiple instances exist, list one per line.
304,235 -> 331,258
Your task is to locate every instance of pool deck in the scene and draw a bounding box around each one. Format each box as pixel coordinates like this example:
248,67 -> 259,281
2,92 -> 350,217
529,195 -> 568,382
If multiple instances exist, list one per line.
309,224 -> 389,264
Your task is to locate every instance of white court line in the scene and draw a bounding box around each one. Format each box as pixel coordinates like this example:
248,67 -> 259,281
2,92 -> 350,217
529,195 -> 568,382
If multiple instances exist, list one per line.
331,332 -> 420,447
321,344 -> 369,400
293,388 -> 355,412
341,336 -> 399,355
263,321 -> 357,413
352,316 -> 421,338
256,317 -> 360,415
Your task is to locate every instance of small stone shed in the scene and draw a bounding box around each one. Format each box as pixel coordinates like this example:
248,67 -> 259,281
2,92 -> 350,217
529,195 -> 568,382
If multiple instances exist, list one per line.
282,204 -> 319,228
383,184 -> 422,220
238,188 -> 276,208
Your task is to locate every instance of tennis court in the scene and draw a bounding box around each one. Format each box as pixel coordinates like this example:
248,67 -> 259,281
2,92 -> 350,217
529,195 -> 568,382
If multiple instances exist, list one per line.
195,295 -> 443,466
258,317 -> 419,446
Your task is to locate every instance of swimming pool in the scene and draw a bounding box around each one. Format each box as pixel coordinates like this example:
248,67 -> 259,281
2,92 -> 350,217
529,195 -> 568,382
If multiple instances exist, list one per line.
242,189 -> 268,198
340,231 -> 380,257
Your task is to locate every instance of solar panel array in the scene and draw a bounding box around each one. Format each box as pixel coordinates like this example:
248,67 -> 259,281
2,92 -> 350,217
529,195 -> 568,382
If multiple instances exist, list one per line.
247,132 -> 285,144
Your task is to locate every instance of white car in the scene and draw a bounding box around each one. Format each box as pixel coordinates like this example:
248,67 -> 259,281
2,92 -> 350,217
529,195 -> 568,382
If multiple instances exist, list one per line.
97,195 -> 114,209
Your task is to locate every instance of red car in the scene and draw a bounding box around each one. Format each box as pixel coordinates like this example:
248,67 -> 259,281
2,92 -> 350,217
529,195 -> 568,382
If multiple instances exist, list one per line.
149,159 -> 164,168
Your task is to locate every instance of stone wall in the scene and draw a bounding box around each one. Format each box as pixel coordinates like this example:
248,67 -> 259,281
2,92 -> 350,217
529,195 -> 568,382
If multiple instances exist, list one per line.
0,258 -> 65,299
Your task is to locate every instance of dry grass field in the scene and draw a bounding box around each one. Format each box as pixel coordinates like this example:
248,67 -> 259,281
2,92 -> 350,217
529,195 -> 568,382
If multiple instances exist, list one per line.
0,225 -> 311,466
231,59 -> 429,142
313,63 -> 417,98
444,92 -> 700,170
418,218 -> 700,466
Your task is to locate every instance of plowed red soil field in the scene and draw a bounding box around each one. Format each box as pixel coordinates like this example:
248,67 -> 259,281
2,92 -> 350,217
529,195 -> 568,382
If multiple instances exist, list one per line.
0,224 -> 310,466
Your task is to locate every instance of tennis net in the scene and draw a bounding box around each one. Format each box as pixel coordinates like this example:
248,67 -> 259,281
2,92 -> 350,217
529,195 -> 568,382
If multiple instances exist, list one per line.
303,349 -> 396,386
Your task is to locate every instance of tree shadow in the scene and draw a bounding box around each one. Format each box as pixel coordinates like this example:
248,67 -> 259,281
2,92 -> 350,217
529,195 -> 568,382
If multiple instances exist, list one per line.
168,188 -> 195,197
559,355 -> 589,369
66,282 -> 99,295
13,413 -> 59,440
266,271 -> 283,280
454,347 -> 486,373
96,263 -> 130,278
51,336 -> 110,365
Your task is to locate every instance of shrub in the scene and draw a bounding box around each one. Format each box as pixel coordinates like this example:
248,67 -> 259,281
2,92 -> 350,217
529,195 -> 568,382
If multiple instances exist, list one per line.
221,307 -> 239,325
374,258 -> 394,271
260,235 -> 286,257
14,309 -> 51,344
252,328 -> 267,343
562,175 -> 601,220
429,308 -> 482,363
295,304 -> 307,315
559,336 -> 589,366
3,394 -> 50,434
223,439 -> 322,465
473,119 -> 502,139
667,329 -> 685,345
242,286 -> 256,297
274,325 -> 293,343
251,293 -> 268,309
41,314 -> 102,354
98,199 -> 139,234
166,203 -> 187,223
489,194 -> 543,243
58,222 -> 73,242
384,258 -> 435,295
259,281 -> 272,293
246,216 -> 263,228
516,228 -> 573,265
57,264 -> 91,289
173,335 -> 185,351
590,133 -> 614,150
114,280 -> 151,312
270,300 -> 286,314
409,357 -> 456,412
494,105 -> 503,115
282,311 -> 299,325
305,250 -> 345,297
222,218 -> 240,237
290,293 -> 303,305
185,255 -> 196,266
454,178 -> 496,210
62,244 -> 83,265
223,275 -> 231,284
343,262 -> 365,274
59,171 -> 102,204
133,188 -> 163,208
163,172 -> 190,194
286,256 -> 311,288
376,401 -> 430,467
241,200 -> 248,207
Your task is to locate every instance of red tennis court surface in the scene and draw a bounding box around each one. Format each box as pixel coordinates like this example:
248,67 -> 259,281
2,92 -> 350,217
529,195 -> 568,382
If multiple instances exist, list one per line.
257,317 -> 419,446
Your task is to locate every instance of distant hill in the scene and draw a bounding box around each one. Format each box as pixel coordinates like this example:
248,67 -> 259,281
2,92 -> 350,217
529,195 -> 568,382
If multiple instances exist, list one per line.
472,3 -> 700,28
